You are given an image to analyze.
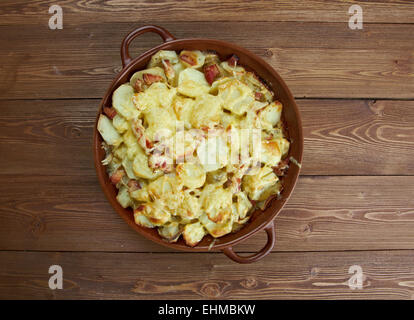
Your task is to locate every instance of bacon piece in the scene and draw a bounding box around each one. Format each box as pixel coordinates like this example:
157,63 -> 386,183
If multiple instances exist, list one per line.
133,79 -> 144,92
103,107 -> 117,119
179,51 -> 197,66
127,179 -> 141,192
203,64 -> 220,85
143,73 -> 163,85
254,92 -> 264,101
162,59 -> 175,80
145,139 -> 153,149
134,205 -> 145,212
223,178 -> 232,189
272,158 -> 290,176
131,118 -> 153,152
227,54 -> 239,67
110,169 -> 124,185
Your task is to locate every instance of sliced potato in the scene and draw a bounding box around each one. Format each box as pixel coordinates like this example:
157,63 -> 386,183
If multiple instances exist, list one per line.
176,191 -> 202,222
172,130 -> 198,162
123,129 -> 141,160
197,135 -> 229,172
172,96 -> 195,129
158,222 -> 183,242
258,101 -> 282,128
135,200 -> 171,226
206,169 -> 227,185
277,137 -> 290,157
176,162 -> 206,189
147,175 -> 184,212
148,50 -> 179,68
122,157 -> 138,180
220,111 -> 243,128
232,191 -> 252,221
116,186 -> 132,208
179,50 -> 205,69
112,114 -> 130,134
183,222 -> 206,247
130,184 -> 150,202
218,79 -> 254,115
129,67 -> 166,88
112,145 -> 126,162
171,62 -> 186,86
134,211 -> 155,228
199,213 -> 233,238
242,166 -> 279,201
177,68 -> 210,97
133,82 -> 175,112
97,114 -> 122,146
140,85 -> 177,140
190,93 -> 222,128
132,146 -> 160,180
112,84 -> 140,120
259,139 -> 282,166
200,184 -> 232,224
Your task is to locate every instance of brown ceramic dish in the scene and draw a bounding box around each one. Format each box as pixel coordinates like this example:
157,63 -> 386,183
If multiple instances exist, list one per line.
93,25 -> 303,263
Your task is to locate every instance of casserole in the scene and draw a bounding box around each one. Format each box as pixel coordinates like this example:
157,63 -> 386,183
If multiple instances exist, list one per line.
93,25 -> 303,263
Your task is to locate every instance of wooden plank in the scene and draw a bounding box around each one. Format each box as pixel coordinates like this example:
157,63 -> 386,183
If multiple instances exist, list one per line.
0,175 -> 413,252
301,99 -> 414,175
270,48 -> 413,99
1,250 -> 414,299
0,100 -> 95,176
1,0 -> 413,24
4,22 -> 413,51
1,99 -> 414,176
1,22 -> 413,99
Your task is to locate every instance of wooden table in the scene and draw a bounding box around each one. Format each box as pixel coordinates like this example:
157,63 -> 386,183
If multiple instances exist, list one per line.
1,0 -> 413,300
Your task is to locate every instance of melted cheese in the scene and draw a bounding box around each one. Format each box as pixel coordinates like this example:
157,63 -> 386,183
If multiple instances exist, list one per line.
218,79 -> 254,115
190,94 -> 222,128
200,184 -> 232,224
176,162 -> 206,189
177,68 -> 210,97
183,222 -> 206,246
242,166 -> 279,201
98,49 -> 291,247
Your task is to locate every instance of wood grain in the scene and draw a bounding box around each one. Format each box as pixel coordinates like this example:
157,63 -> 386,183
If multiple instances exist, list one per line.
1,99 -> 413,176
0,175 -> 413,253
301,99 -> 414,175
1,22 -> 413,99
1,0 -> 413,24
5,22 -> 413,51
1,0 -> 414,300
1,250 -> 414,299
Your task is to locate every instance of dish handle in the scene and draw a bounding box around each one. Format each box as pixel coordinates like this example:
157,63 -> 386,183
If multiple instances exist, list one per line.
222,221 -> 275,264
120,25 -> 176,68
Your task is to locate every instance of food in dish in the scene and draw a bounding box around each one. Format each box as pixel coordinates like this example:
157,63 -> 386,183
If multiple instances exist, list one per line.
98,49 -> 291,246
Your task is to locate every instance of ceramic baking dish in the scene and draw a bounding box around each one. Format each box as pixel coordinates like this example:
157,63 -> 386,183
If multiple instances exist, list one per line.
93,25 -> 303,263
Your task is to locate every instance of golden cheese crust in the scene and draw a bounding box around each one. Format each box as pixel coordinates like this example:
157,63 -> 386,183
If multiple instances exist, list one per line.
98,49 -> 291,247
